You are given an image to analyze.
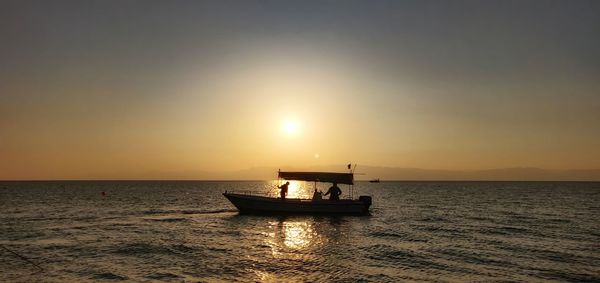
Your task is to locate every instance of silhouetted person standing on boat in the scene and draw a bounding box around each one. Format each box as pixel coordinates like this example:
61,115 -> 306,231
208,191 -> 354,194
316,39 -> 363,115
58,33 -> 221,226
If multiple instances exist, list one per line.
324,182 -> 342,201
279,182 -> 289,200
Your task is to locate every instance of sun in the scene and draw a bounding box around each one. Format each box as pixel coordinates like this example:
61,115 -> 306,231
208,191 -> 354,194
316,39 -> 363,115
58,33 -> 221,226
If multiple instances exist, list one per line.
282,120 -> 299,136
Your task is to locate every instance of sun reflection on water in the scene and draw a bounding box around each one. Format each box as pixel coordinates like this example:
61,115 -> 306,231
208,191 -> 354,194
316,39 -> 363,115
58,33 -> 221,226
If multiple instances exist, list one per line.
283,221 -> 313,249
251,216 -> 348,282
266,218 -> 325,259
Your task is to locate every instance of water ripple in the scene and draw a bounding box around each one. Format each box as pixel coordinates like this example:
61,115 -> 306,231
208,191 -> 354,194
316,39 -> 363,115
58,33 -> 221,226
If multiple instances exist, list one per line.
1,181 -> 598,282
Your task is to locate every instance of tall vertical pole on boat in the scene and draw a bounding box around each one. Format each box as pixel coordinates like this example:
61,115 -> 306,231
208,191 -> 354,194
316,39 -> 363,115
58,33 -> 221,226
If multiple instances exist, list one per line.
349,163 -> 357,199
351,164 -> 357,199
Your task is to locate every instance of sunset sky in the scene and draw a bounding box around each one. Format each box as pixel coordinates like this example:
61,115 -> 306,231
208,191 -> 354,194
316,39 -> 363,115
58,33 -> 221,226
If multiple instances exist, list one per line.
1,1 -> 599,179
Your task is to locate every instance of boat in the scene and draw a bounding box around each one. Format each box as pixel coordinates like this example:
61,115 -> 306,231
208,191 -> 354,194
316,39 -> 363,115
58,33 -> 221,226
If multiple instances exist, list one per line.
369,178 -> 380,183
223,170 -> 372,215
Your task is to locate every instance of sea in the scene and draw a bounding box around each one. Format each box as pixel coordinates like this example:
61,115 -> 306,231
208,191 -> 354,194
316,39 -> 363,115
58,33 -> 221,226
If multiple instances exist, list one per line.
1,181 -> 599,282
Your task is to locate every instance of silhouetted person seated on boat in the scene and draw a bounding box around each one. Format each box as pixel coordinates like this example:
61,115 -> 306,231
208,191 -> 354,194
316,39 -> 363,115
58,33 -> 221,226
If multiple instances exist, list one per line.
278,182 -> 289,200
312,188 -> 323,201
324,182 -> 342,201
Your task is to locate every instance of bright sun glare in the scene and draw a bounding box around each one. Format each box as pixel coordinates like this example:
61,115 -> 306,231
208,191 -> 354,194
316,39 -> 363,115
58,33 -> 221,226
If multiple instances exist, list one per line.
282,120 -> 298,136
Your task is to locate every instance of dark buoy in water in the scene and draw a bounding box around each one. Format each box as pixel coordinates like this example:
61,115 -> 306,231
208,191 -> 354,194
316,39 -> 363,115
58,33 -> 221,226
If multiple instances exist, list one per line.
101,191 -> 106,197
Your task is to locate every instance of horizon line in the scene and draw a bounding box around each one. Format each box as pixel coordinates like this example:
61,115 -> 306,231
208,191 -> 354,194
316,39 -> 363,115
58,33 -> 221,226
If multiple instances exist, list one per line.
1,179 -> 599,182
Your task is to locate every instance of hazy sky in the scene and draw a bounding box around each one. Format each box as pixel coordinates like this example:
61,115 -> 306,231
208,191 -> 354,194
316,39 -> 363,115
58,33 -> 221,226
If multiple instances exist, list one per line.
1,0 -> 599,179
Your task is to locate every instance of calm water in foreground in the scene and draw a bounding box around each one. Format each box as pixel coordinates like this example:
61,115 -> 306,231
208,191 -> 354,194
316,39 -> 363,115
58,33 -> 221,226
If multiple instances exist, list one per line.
1,181 -> 599,282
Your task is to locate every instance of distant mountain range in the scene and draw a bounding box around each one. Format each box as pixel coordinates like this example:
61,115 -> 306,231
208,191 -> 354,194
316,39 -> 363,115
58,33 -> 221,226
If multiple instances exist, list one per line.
140,165 -> 600,181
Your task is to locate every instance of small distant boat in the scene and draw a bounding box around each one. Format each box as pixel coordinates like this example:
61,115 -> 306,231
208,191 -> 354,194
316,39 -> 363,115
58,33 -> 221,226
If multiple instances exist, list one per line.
223,170 -> 372,215
369,178 -> 380,183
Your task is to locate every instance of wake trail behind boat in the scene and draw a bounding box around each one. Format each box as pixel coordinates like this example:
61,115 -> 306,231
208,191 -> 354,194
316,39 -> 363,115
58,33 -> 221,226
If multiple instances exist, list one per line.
142,208 -> 238,216
181,209 -> 238,215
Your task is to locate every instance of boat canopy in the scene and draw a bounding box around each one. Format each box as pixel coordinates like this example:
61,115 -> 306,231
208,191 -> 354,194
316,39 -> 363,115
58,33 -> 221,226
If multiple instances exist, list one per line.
278,171 -> 353,185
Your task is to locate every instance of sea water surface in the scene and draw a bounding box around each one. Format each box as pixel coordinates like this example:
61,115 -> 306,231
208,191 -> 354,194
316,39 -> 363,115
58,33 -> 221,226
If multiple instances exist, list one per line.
1,181 -> 599,282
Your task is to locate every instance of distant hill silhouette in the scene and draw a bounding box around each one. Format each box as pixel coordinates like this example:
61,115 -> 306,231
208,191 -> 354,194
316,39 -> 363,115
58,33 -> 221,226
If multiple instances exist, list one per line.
351,166 -> 600,181
138,165 -> 600,181
50,164 -> 599,181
